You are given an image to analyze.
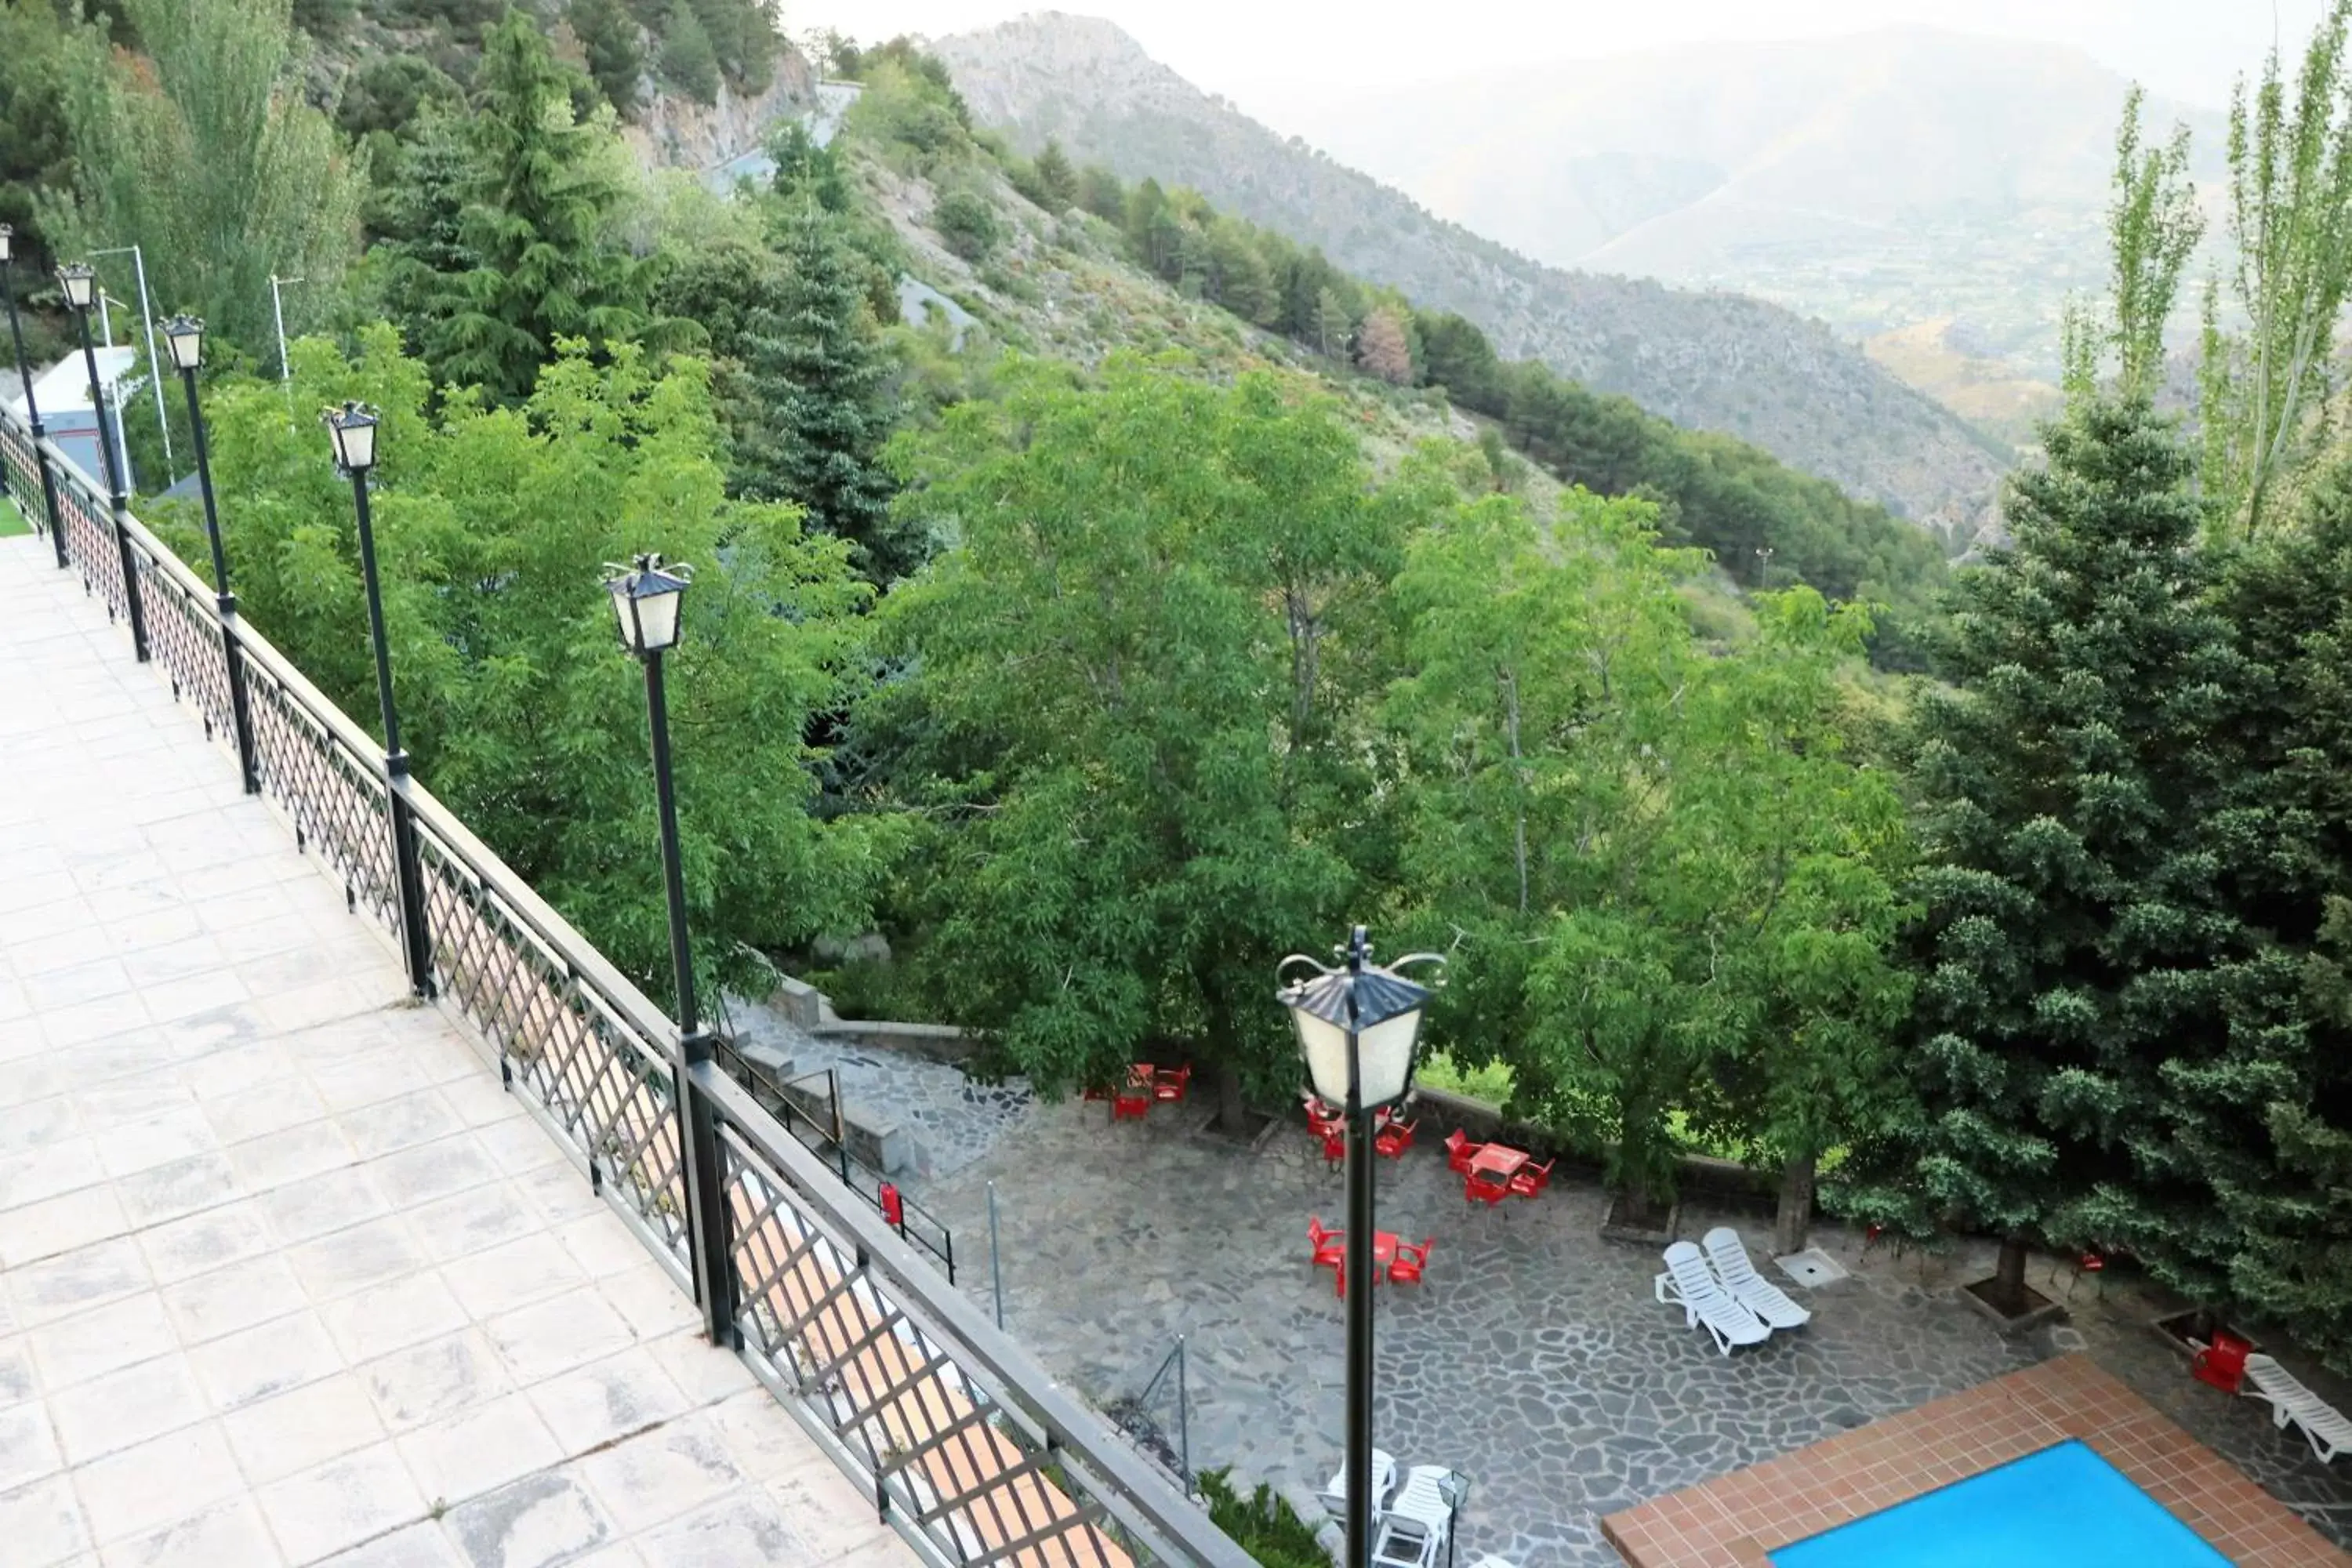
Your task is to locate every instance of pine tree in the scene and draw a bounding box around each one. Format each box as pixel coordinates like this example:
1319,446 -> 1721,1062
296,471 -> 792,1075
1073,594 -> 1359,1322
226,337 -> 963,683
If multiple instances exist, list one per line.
1356,306 -> 1413,384
1030,138 -> 1076,210
737,205 -> 906,581
1313,287 -> 1352,361
570,0 -> 643,115
401,14 -> 655,402
1893,396 -> 2254,1307
658,2 -> 720,103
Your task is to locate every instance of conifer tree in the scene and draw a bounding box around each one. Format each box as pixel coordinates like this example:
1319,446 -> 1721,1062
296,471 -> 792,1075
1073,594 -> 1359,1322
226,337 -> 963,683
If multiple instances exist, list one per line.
1893,396 -> 2252,1306
401,14 -> 655,402
571,0 -> 643,115
1030,138 -> 1076,210
736,204 -> 906,581
659,2 -> 720,103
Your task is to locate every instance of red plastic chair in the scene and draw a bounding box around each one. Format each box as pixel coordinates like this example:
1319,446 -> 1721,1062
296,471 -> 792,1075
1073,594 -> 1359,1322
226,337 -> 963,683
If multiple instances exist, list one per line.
1374,1117 -> 1417,1160
1388,1237 -> 1434,1285
1152,1064 -> 1192,1102
1308,1216 -> 1346,1271
1508,1156 -> 1555,1199
2192,1330 -> 2252,1395
1319,1127 -> 1347,1169
1444,1129 -> 1479,1174
1465,1171 -> 1509,1207
1112,1091 -> 1151,1121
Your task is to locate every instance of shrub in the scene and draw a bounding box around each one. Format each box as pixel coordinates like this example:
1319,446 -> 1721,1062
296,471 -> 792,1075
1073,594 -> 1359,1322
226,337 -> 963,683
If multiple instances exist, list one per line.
934,189 -> 1002,262
1197,1470 -> 1326,1568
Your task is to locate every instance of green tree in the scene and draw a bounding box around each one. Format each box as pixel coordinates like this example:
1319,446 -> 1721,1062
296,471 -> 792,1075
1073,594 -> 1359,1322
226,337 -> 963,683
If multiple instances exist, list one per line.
571,0 -> 644,115
48,0 -> 364,355
393,14 -> 659,402
2200,0 -> 2352,535
735,204 -> 906,581
172,326 -> 894,1007
1889,396 -> 2255,1306
875,358 -> 1403,1123
658,1 -> 720,103
1206,220 -> 1277,325
2060,85 -> 2204,401
1030,138 -> 1076,210
932,187 -> 1000,262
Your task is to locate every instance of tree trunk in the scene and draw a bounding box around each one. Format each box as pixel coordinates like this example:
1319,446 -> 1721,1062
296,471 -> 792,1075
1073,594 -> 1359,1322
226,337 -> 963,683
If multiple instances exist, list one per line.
1216,1061 -> 1246,1134
1995,1234 -> 2030,1301
1773,1153 -> 1816,1257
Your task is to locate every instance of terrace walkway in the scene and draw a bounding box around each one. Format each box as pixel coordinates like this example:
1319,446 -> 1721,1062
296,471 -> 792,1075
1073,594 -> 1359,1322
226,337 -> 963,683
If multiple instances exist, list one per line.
0,531 -> 917,1567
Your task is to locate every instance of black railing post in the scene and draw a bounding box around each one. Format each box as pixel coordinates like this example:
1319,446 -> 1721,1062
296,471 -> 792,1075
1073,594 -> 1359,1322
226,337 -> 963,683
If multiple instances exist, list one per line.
180,361 -> 259,793
347,471 -> 434,996
68,301 -> 147,660
32,441 -> 67,572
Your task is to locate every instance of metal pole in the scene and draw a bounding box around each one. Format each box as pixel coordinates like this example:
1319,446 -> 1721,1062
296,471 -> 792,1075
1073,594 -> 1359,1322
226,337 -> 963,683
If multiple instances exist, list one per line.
2,256 -> 67,570
270,275 -> 302,383
988,1179 -> 1005,1330
1345,941 -> 1374,1568
1176,1334 -> 1190,1491
349,471 -> 434,996
645,648 -> 736,1348
94,246 -> 171,481
73,302 -> 148,660
182,365 -> 257,793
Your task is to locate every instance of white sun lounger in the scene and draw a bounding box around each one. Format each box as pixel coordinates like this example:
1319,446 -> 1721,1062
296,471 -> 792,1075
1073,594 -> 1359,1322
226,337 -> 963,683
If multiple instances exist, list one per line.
1321,1446 -> 1397,1513
2242,1354 -> 2352,1463
1701,1226 -> 1813,1330
1656,1240 -> 1770,1354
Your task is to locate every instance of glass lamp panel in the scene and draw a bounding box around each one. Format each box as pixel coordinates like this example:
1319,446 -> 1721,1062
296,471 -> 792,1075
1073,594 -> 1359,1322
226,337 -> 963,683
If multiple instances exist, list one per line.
58,266 -> 93,309
1290,1007 -> 1356,1108
633,583 -> 684,651
164,318 -> 202,371
608,579 -> 640,651
0,225 -> 12,263
336,413 -> 376,471
1353,1006 -> 1425,1105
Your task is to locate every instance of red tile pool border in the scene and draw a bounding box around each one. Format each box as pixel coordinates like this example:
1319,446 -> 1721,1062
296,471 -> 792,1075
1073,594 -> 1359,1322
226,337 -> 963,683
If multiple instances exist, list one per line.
1599,1355 -> 2343,1567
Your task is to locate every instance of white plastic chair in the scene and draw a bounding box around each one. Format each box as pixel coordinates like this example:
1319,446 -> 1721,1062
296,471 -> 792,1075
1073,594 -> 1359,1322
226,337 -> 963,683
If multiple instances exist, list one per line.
1321,1446 -> 1398,1514
1655,1240 -> 1771,1354
1701,1226 -> 1812,1330
2243,1354 -> 2352,1463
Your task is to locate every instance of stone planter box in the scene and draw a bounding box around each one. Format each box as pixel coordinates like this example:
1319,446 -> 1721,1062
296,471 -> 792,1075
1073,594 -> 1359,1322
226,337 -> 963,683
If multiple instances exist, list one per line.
1960,1276 -> 2066,1334
2150,1308 -> 2259,1361
1599,1195 -> 1681,1248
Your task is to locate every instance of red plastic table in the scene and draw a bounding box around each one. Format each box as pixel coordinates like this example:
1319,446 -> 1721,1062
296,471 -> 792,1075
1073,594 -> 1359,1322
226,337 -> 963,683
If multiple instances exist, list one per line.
1469,1145 -> 1528,1181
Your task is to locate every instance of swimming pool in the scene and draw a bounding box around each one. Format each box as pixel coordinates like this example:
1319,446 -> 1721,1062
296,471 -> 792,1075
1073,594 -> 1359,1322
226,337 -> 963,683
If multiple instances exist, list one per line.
1769,1439 -> 2233,1567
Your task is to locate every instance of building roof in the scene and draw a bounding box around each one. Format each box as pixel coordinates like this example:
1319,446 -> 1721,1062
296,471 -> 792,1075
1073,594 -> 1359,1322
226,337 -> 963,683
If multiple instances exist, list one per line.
5,346 -> 140,422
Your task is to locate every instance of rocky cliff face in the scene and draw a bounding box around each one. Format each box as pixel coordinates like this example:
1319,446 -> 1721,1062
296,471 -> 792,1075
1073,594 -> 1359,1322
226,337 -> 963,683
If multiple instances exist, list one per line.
622,46 -> 816,172
934,13 -> 2009,537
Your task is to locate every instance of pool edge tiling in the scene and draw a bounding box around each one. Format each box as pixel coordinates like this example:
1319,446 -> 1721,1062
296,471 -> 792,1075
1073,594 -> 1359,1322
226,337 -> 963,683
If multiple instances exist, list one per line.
1598,1355 -> 2346,1568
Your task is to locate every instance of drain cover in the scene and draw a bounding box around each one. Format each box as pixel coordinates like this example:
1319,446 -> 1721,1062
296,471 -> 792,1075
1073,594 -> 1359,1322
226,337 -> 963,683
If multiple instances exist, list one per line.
1776,1247 -> 1849,1288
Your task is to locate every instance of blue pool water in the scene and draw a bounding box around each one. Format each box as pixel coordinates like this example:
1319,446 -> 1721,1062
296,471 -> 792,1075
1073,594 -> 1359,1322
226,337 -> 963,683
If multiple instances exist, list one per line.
1769,1439 -> 2233,1568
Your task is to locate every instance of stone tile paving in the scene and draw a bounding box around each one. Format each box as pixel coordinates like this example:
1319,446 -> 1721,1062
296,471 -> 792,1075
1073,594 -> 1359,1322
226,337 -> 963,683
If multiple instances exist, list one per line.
730,997 -> 1034,1178
0,535 -> 916,1568
914,1095 -> 2352,1568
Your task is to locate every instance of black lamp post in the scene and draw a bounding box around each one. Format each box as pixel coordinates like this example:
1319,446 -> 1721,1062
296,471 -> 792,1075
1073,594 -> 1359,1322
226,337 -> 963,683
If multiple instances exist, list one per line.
167,315 -> 258,793
606,552 -> 735,1345
60,260 -> 147,659
326,401 -> 434,996
1277,927 -> 1442,1568
0,226 -> 66,571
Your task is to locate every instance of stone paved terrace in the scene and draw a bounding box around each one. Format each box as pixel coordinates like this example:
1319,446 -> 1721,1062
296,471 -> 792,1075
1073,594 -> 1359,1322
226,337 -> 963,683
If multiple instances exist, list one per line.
0,529 -> 920,1567
918,1095 -> 2352,1567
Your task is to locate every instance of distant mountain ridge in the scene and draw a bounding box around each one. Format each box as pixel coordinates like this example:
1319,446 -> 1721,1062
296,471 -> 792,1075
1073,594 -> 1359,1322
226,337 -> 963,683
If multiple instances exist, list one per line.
1287,27 -> 2227,379
931,12 -> 2010,537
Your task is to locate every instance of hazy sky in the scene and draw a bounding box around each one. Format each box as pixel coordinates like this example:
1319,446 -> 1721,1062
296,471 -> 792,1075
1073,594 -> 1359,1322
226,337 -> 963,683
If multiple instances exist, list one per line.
790,0 -> 2323,125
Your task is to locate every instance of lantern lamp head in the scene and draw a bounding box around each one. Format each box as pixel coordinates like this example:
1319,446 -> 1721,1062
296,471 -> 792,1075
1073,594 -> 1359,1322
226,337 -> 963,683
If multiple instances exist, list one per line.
604,553 -> 692,656
1275,926 -> 1443,1112
163,315 -> 205,372
323,401 -> 379,475
0,224 -> 13,264
56,263 -> 96,312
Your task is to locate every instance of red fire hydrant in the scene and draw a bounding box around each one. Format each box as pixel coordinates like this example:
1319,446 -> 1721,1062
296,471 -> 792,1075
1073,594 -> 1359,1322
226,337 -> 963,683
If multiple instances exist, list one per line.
878,1181 -> 905,1230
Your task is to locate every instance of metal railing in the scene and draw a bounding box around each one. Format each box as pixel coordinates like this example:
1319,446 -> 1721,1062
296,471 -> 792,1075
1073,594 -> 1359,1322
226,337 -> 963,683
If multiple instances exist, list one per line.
0,399 -> 1254,1568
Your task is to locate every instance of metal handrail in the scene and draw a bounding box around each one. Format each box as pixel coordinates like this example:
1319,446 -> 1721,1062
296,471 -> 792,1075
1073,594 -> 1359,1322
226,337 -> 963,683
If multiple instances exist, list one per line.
0,393 -> 1251,1568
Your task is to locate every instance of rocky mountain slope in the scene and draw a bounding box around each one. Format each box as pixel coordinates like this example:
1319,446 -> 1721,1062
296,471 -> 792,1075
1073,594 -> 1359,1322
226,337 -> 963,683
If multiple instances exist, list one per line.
931,12 -> 2010,536
1289,27 -> 2227,380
